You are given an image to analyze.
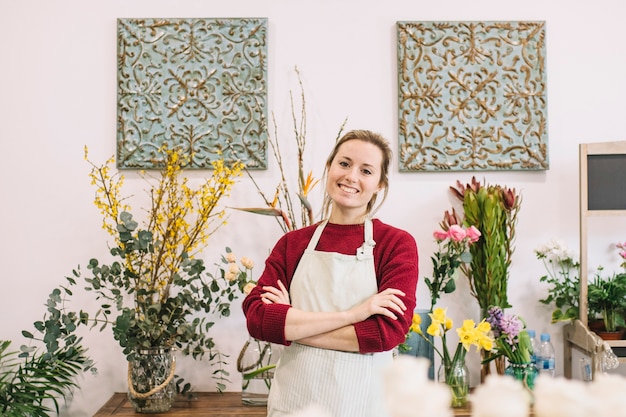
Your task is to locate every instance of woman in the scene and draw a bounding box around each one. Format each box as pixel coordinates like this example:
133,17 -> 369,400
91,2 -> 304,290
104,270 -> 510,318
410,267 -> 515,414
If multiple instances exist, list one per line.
242,130 -> 418,417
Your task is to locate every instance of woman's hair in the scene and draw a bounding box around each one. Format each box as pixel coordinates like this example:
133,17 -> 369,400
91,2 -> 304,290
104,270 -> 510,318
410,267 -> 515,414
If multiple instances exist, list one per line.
321,129 -> 392,219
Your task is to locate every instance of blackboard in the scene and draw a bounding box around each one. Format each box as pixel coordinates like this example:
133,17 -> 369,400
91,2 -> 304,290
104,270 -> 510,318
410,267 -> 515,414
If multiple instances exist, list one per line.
587,154 -> 626,210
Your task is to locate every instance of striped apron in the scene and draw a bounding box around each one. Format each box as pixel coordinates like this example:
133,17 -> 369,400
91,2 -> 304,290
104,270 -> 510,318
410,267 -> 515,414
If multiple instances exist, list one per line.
267,219 -> 392,417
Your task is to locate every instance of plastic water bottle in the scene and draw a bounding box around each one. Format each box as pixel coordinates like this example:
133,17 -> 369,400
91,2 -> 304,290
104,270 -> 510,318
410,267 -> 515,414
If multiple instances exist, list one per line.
537,333 -> 556,376
527,330 -> 539,366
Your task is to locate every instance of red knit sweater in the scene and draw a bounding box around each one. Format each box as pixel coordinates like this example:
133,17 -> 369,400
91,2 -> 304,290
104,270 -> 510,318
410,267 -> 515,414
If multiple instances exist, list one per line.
242,219 -> 419,353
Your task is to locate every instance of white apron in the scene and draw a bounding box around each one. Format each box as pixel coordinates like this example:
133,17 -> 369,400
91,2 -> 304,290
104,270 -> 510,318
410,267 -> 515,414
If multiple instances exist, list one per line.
267,219 -> 392,417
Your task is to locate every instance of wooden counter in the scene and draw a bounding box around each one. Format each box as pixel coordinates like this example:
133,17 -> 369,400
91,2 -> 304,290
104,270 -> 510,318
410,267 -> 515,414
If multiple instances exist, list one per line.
93,391 -> 495,417
93,392 -> 266,416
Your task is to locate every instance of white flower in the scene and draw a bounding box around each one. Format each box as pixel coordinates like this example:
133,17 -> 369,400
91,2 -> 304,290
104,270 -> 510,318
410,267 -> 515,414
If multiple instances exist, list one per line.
240,256 -> 254,269
587,373 -> 626,417
225,252 -> 237,263
535,239 -> 577,263
533,375 -> 592,417
383,356 -> 452,417
470,374 -> 530,417
243,282 -> 256,295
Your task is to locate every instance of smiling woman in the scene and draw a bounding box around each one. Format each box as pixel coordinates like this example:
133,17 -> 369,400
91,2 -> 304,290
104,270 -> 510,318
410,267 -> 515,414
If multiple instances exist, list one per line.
242,130 -> 419,417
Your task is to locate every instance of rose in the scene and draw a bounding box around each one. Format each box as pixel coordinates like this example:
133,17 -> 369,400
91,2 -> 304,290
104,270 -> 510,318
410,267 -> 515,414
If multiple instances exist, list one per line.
425,223 -> 481,310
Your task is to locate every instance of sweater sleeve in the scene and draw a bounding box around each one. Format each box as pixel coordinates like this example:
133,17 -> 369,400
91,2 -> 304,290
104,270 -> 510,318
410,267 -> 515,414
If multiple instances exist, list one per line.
241,226 -> 314,345
353,223 -> 419,353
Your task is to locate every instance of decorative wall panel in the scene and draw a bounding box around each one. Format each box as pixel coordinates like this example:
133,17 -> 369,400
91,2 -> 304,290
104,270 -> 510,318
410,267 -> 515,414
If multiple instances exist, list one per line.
117,18 -> 268,169
397,21 -> 548,172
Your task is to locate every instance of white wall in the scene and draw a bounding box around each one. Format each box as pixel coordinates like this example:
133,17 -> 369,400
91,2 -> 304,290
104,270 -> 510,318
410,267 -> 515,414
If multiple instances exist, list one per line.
2,0 -> 626,415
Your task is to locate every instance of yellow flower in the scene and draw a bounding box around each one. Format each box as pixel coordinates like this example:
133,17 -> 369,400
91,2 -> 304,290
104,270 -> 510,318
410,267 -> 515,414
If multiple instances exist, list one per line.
410,313 -> 423,335
226,252 -> 237,263
430,307 -> 447,324
427,322 -> 442,337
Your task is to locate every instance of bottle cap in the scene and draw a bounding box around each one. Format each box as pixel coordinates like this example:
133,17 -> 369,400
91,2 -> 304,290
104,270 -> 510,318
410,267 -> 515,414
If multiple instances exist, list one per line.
540,333 -> 550,342
527,330 -> 536,338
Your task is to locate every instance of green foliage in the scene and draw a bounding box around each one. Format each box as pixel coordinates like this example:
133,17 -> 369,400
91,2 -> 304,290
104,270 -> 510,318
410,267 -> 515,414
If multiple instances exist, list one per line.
451,177 -> 521,317
588,270 -> 626,332
536,248 -> 581,323
0,284 -> 95,416
76,212 -> 242,389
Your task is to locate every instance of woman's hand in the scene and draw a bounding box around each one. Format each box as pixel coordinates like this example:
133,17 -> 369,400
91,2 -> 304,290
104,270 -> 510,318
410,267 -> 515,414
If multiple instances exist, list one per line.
261,280 -> 291,305
350,288 -> 406,322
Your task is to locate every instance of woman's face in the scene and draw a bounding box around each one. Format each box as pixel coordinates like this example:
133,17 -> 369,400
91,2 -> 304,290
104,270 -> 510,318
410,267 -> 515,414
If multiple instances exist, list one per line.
325,139 -> 383,220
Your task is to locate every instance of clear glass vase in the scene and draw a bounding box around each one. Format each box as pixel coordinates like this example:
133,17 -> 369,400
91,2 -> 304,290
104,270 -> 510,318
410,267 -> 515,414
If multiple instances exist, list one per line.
505,361 -> 539,390
127,347 -> 177,413
237,336 -> 281,405
438,358 -> 469,408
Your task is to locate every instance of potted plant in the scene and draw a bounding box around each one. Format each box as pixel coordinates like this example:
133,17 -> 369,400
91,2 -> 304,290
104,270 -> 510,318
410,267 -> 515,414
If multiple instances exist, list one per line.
587,269 -> 626,338
79,147 -> 244,412
534,239 -> 581,323
0,282 -> 94,416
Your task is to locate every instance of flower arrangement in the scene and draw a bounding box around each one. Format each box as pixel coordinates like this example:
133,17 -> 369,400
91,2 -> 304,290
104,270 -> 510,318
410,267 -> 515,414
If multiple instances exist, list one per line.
410,307 -> 494,406
484,306 -> 532,365
425,223 -> 481,311
535,239 -> 581,323
449,177 -> 521,318
79,147 -> 243,390
218,248 -> 257,295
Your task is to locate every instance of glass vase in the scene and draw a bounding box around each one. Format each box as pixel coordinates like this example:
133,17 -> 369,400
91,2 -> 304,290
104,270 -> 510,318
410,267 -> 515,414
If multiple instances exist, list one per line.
127,347 -> 177,413
438,359 -> 469,408
504,361 -> 539,390
237,336 -> 282,405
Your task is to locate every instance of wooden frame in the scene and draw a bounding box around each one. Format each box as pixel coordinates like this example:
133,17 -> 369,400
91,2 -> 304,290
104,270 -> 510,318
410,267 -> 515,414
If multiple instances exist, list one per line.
564,141 -> 626,378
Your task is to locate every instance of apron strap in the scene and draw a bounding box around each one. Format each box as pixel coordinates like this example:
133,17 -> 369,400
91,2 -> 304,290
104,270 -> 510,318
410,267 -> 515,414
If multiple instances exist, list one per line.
306,220 -> 328,250
356,218 -> 376,260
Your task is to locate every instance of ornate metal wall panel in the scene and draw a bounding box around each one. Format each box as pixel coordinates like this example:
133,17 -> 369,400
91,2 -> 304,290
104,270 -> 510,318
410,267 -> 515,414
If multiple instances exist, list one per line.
117,18 -> 268,169
397,21 -> 548,172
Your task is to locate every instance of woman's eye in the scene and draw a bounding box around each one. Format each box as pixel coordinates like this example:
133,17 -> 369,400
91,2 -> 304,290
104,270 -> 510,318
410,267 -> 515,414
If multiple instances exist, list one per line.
362,169 -> 372,175
339,161 -> 349,167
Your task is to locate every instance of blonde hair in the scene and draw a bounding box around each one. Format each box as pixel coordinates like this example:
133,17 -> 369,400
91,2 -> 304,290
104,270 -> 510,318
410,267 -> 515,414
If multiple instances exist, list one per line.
321,130 -> 392,219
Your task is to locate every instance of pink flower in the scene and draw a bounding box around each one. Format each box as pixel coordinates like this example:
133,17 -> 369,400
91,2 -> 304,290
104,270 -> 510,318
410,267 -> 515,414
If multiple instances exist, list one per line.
617,242 -> 626,250
433,230 -> 449,241
620,250 -> 626,260
448,225 -> 467,242
466,226 -> 481,243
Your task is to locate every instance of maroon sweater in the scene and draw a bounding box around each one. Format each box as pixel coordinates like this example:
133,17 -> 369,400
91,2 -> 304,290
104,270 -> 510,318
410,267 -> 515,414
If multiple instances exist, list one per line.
242,219 -> 419,353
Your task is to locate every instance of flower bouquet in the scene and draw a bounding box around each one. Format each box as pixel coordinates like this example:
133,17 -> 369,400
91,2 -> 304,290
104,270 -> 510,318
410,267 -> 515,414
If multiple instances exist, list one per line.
485,306 -> 537,389
411,307 -> 494,407
79,148 -> 243,410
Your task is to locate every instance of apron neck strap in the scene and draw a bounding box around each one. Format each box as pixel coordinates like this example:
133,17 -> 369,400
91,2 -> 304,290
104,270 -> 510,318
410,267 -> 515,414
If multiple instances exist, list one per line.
307,218 -> 376,257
